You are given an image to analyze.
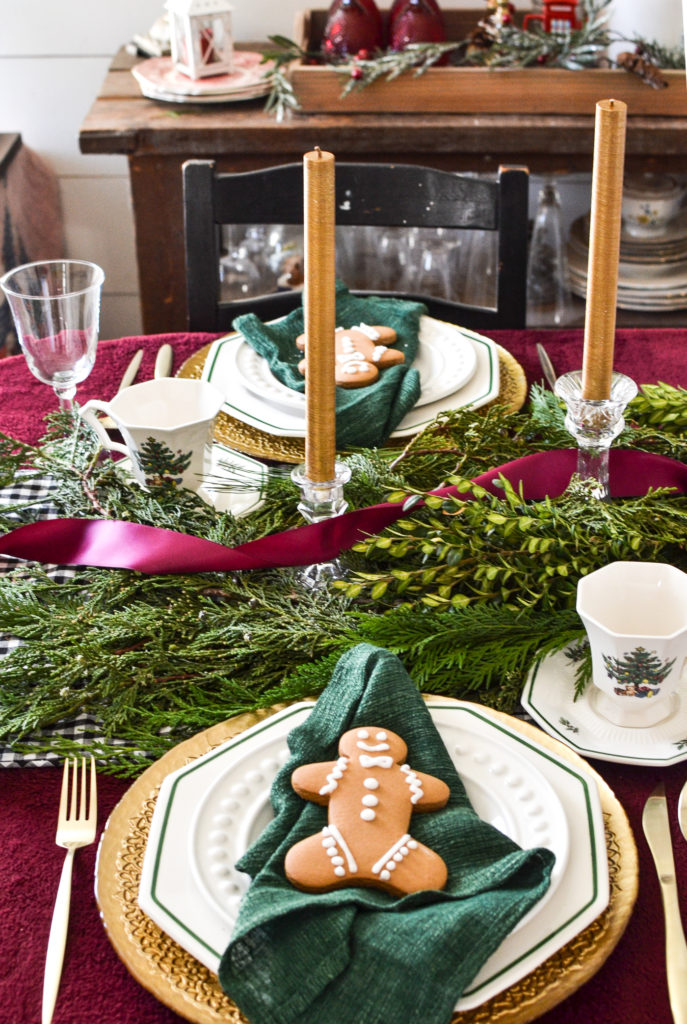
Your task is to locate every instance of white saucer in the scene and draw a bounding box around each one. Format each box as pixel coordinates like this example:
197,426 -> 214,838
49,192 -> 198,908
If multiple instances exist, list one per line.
521,648 -> 687,766
117,441 -> 266,517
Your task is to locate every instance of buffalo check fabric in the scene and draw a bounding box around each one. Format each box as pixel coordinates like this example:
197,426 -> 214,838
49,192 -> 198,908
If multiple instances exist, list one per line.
0,474 -> 90,766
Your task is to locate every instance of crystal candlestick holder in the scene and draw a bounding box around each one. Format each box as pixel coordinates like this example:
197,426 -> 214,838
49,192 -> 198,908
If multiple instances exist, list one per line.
291,461 -> 352,588
554,370 -> 638,500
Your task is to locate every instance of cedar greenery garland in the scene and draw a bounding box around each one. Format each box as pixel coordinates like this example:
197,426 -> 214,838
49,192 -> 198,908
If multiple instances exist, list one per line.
2,382 -> 687,775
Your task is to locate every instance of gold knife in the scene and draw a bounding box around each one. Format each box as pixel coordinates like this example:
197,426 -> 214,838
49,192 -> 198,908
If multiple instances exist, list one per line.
642,782 -> 687,1024
536,343 -> 558,392
99,348 -> 144,430
154,343 -> 173,379
679,780 -> 687,843
118,348 -> 144,391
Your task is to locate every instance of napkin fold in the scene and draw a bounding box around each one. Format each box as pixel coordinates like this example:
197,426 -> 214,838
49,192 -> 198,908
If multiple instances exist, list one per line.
233,282 -> 424,448
218,644 -> 556,1024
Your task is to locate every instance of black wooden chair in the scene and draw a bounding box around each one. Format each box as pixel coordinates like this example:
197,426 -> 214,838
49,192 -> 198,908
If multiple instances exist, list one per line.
182,159 -> 529,333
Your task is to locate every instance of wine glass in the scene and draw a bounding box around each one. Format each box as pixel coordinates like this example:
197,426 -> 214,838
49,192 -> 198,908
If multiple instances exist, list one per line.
0,259 -> 104,410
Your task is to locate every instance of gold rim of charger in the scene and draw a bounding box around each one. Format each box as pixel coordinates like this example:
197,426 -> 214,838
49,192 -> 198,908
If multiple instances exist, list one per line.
177,342 -> 528,464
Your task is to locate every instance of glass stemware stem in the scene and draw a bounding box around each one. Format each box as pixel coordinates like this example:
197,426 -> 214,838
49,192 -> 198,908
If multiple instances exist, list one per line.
554,370 -> 637,500
54,385 -> 77,410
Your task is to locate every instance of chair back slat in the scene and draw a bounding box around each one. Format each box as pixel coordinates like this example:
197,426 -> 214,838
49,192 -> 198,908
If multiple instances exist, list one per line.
182,159 -> 529,332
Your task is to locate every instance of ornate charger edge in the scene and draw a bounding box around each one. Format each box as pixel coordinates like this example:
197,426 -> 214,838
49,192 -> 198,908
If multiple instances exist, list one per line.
95,700 -> 638,1024
177,341 -> 528,464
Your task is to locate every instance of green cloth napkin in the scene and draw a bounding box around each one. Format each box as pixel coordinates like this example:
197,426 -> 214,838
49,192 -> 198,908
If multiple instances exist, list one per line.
233,282 -> 424,448
218,644 -> 556,1024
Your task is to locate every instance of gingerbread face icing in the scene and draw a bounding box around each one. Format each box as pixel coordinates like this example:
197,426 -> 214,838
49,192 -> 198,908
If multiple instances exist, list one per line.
284,726 -> 450,897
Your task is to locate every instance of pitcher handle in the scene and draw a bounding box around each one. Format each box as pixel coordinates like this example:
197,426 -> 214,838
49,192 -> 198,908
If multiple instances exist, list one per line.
79,401 -> 130,458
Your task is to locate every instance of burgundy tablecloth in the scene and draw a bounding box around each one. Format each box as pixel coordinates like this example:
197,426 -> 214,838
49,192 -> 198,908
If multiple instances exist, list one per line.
0,327 -> 686,446
3,760 -> 686,1024
2,328 -> 687,1024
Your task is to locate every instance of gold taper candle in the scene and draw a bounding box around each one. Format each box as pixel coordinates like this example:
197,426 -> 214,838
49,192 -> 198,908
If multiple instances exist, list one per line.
582,98 -> 627,400
303,148 -> 336,482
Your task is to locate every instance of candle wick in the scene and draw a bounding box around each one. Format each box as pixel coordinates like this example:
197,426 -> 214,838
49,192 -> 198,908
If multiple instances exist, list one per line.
314,146 -> 322,157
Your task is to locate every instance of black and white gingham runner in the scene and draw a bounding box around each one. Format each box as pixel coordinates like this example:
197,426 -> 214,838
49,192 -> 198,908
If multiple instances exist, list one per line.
0,475 -> 108,766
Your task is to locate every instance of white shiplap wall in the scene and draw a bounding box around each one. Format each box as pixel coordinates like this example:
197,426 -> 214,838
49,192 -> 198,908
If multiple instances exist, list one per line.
0,0 -> 318,339
0,0 -> 576,341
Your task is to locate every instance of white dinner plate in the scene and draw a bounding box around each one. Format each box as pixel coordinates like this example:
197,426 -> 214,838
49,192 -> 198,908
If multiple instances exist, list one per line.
522,647 -> 687,766
202,318 -> 500,439
231,316 -> 478,412
117,441 -> 266,517
139,701 -> 608,1012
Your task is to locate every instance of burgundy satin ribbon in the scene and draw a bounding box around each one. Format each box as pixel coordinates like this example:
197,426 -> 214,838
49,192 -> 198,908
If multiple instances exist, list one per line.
2,448 -> 686,575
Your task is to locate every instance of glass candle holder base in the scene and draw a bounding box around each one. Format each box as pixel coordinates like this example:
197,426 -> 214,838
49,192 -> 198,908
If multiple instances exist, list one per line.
291,462 -> 352,523
291,462 -> 352,590
554,370 -> 637,500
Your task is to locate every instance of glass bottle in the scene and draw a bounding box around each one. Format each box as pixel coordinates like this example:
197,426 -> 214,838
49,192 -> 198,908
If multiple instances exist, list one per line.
321,0 -> 384,60
526,181 -> 571,328
389,0 -> 446,50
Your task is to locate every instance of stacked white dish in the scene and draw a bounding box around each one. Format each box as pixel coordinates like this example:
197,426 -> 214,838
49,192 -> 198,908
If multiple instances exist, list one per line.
567,211 -> 687,311
201,317 -> 501,439
131,52 -> 273,104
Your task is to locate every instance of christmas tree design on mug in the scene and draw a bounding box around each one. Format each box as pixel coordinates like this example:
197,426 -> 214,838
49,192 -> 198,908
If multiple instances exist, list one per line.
602,646 -> 676,700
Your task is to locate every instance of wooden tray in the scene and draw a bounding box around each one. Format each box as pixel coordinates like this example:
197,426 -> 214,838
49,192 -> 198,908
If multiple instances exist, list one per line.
291,8 -> 687,116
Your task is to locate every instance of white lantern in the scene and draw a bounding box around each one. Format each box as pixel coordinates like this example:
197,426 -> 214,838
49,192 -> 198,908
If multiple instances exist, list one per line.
166,0 -> 234,79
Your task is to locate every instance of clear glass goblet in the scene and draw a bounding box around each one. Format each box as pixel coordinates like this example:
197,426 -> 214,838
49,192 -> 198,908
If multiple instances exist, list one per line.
0,259 -> 105,410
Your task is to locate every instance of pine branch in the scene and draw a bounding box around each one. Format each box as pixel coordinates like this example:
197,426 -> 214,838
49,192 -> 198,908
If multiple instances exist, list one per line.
2,380 -> 687,771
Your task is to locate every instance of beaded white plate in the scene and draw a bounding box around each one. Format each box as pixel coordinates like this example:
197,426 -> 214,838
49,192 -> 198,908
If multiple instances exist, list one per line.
139,700 -> 608,1012
202,319 -> 500,439
231,316 -> 478,412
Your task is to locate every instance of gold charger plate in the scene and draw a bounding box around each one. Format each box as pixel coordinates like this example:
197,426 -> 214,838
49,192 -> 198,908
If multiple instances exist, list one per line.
178,343 -> 528,464
95,700 -> 637,1024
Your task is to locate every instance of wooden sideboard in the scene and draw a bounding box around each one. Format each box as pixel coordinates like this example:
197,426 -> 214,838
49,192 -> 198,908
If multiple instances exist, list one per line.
79,48 -> 687,334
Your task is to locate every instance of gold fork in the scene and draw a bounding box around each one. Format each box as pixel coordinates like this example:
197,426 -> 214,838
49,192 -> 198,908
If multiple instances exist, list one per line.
42,757 -> 97,1024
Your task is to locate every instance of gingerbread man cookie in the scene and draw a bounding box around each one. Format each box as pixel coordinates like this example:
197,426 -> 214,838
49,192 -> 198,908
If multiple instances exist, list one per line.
295,324 -> 405,388
284,726 -> 450,897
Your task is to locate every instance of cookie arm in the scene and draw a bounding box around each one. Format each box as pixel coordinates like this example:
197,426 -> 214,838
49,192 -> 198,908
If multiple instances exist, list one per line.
290,761 -> 339,805
409,771 -> 451,812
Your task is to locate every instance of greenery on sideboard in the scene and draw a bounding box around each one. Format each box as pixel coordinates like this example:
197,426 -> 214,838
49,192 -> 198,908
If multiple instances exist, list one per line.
2,382 -> 687,775
261,0 -> 683,119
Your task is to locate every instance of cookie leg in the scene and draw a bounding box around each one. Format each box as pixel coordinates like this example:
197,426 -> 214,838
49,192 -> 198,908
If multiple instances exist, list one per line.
285,826 -> 359,893
371,837 -> 447,895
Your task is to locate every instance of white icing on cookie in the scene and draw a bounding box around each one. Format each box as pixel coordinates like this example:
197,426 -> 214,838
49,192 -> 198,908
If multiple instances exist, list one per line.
371,834 -> 412,876
319,755 -> 349,796
401,763 -> 424,804
323,824 -> 358,873
359,754 -> 393,769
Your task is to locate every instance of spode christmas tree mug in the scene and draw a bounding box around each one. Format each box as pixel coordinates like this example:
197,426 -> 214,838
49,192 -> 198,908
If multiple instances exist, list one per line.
80,377 -> 224,492
577,561 -> 687,728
